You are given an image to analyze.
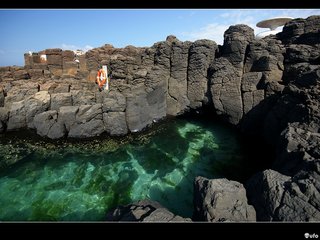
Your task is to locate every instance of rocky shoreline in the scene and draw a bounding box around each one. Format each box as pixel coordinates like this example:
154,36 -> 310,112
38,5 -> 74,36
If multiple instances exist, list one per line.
0,16 -> 319,221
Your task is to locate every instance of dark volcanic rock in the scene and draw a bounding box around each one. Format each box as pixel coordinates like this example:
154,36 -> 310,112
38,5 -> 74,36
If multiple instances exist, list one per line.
106,199 -> 191,222
187,40 -> 217,109
274,122 -> 320,176
58,106 -> 78,132
7,100 -> 26,130
33,110 -> 66,139
50,93 -> 72,111
223,24 -> 254,67
68,104 -> 104,138
1,15 -> 320,222
104,112 -> 128,136
0,87 -> 4,107
210,57 -> 243,124
193,176 -> 256,222
278,15 -> 320,45
125,90 -> 153,133
246,169 -> 320,221
25,91 -> 51,129
167,40 -> 191,115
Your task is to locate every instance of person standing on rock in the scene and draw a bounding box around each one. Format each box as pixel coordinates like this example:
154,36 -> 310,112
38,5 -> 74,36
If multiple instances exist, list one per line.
96,65 -> 110,91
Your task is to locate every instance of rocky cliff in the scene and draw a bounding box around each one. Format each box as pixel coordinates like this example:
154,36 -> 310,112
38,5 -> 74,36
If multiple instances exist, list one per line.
0,36 -> 218,138
0,15 -> 319,221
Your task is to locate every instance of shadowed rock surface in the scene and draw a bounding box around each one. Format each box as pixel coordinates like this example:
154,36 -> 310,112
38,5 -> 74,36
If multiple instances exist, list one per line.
105,199 -> 191,222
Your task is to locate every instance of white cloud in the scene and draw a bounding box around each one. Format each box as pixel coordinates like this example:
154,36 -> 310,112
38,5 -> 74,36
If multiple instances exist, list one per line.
181,23 -> 229,45
220,10 -> 256,22
60,43 -> 94,52
180,10 -> 262,45
179,9 -> 320,45
83,45 -> 94,52
177,10 -> 196,20
276,9 -> 320,19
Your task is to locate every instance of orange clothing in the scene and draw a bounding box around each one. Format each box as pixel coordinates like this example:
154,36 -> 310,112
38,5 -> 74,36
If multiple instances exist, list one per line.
96,69 -> 107,88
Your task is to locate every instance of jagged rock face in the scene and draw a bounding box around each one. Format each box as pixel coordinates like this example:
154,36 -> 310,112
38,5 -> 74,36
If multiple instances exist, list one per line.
246,168 -> 320,221
221,25 -> 255,123
0,35 -> 218,139
167,40 -> 191,115
244,16 -> 320,222
0,24 -> 288,137
223,24 -> 254,67
210,24 -> 287,127
187,40 -> 217,109
210,57 -> 243,124
105,199 -> 191,222
193,176 -> 256,222
278,15 -> 320,45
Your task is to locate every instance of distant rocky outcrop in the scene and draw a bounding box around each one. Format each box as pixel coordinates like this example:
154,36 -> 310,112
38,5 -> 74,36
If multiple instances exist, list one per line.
0,15 -> 320,222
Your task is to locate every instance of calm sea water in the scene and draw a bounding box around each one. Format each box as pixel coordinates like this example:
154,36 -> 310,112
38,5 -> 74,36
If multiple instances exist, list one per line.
0,116 -> 268,221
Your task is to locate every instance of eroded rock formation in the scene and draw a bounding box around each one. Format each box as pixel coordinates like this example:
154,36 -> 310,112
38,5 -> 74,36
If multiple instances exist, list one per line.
0,15 -> 319,222
0,35 -> 218,138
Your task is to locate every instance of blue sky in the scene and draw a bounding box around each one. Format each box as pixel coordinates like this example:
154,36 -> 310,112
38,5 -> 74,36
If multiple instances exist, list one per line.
0,9 -> 319,66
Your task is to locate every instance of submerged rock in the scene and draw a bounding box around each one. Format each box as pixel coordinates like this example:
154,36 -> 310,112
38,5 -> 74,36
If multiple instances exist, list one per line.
106,199 -> 191,222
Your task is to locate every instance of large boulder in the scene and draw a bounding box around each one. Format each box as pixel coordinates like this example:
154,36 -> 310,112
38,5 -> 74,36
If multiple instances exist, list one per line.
68,119 -> 104,138
68,104 -> 104,138
7,100 -> 26,130
75,104 -> 102,123
58,106 -> 79,132
25,91 -> 51,128
125,89 -> 153,133
4,83 -> 39,106
102,91 -> 126,112
103,112 -> 128,136
193,176 -> 256,222
71,90 -> 96,106
33,110 -> 66,139
50,93 -> 72,111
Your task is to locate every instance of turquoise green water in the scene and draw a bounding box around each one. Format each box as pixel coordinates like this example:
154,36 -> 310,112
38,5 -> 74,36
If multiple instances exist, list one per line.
0,117 -> 264,221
